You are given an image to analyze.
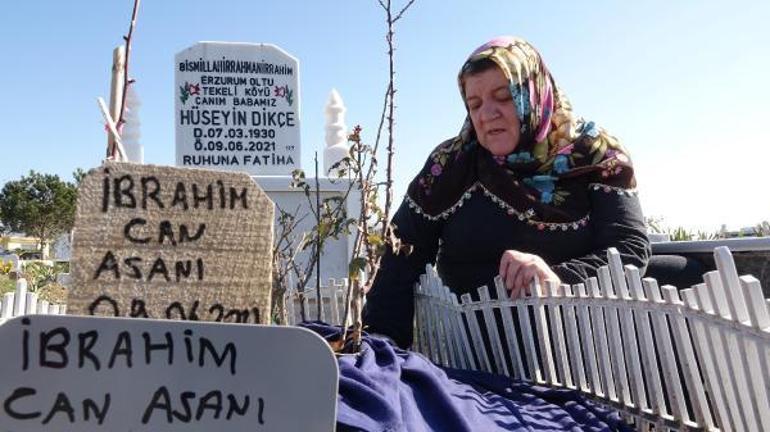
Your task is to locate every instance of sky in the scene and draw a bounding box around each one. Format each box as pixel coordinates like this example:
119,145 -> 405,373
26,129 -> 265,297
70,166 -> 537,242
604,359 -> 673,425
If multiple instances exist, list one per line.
0,0 -> 768,232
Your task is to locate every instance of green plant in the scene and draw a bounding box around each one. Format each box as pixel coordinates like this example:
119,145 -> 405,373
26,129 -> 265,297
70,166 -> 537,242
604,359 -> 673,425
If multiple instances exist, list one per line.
0,274 -> 15,294
36,282 -> 67,304
695,230 -> 720,241
21,261 -> 68,292
755,221 -> 770,236
669,226 -> 694,241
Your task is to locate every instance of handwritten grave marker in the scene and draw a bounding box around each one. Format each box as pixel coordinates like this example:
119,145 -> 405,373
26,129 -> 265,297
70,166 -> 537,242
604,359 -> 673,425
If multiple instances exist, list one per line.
0,315 -> 338,431
175,42 -> 301,175
68,162 -> 274,323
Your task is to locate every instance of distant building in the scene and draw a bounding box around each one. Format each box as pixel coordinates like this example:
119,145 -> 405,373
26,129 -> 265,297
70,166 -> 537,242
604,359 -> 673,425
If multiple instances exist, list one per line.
0,233 -> 49,258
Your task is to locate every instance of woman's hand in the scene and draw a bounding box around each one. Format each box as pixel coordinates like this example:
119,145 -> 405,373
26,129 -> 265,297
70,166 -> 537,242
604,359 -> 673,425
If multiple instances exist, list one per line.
499,250 -> 561,299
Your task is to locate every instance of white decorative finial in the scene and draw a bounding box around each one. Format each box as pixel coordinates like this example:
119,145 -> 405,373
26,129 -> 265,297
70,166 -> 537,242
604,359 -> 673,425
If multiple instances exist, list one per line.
324,88 -> 349,175
121,84 -> 144,163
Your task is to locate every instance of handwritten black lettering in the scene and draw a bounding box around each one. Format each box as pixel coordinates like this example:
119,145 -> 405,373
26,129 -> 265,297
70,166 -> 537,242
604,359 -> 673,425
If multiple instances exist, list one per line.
4,387 -> 40,420
94,251 -> 120,280
124,218 -> 151,244
130,298 -> 149,318
78,330 -> 100,371
107,331 -> 133,368
42,392 -> 76,425
199,337 -> 236,375
114,175 -> 137,209
143,332 -> 174,365
40,327 -> 70,369
88,295 -> 120,316
82,394 -> 111,425
141,176 -> 164,210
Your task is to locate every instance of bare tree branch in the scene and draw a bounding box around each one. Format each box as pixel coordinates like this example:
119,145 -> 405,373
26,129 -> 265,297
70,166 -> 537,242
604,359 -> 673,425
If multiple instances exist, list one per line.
369,83 -> 391,180
382,1 -> 398,239
393,0 -> 417,22
112,0 -> 141,159
314,152 -> 322,319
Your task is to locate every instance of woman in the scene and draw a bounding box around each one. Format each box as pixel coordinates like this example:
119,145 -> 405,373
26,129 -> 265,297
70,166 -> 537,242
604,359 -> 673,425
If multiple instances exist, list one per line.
363,37 -> 650,349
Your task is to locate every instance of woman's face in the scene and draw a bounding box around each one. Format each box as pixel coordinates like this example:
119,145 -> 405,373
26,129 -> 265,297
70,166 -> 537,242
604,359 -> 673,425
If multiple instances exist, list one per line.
463,67 -> 521,156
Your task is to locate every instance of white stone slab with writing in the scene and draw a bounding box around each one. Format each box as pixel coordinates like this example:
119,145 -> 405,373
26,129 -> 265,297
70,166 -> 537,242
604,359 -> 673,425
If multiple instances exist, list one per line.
175,42 -> 300,175
0,315 -> 338,431
69,162 -> 274,323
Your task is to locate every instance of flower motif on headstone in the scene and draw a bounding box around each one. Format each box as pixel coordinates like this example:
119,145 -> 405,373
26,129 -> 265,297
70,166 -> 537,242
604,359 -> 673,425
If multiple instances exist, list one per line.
179,82 -> 200,105
273,85 -> 294,106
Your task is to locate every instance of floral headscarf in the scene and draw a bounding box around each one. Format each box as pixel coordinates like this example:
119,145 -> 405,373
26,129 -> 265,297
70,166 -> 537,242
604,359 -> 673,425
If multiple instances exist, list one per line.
405,37 -> 636,231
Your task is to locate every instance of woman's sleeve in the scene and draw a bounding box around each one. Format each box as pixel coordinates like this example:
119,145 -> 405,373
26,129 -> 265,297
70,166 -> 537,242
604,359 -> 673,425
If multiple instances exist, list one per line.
551,185 -> 651,285
363,199 -> 442,348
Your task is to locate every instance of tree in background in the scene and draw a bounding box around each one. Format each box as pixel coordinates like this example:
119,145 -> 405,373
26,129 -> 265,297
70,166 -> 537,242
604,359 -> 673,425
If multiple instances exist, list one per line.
0,171 -> 79,258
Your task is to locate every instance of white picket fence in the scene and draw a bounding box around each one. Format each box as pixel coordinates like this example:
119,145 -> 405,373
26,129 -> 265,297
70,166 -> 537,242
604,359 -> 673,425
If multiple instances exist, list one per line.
284,278 -> 352,326
0,278 -> 67,324
414,246 -> 770,432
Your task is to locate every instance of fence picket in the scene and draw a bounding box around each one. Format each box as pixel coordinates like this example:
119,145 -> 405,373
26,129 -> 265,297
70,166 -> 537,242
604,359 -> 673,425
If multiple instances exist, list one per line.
425,276 -> 441,362
681,287 -> 732,432
430,271 -> 453,368
301,294 -> 310,322
494,277 -> 526,380
25,292 -> 38,315
478,285 -> 508,376
661,286 -> 714,429
328,278 -> 340,326
546,282 -> 573,388
626,267 -> 667,419
12,279 -> 27,317
1,292 -> 13,320
698,275 -> 743,431
738,275 -> 770,431
414,280 -> 429,357
643,277 -> 689,425
439,284 -> 462,369
598,266 -> 632,407
37,299 -> 49,315
563,285 -> 587,392
587,277 -> 617,402
532,279 -> 557,386
612,260 -> 646,411
705,270 -> 758,431
516,291 -> 542,383
451,293 -> 475,370
576,283 -> 602,397
422,273 -> 440,364
714,247 -> 751,325
461,293 -> 492,373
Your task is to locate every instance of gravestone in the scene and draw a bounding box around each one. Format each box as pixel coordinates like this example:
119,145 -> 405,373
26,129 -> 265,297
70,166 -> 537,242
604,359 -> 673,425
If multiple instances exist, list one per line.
68,162 -> 274,323
0,315 -> 338,431
175,42 -> 300,175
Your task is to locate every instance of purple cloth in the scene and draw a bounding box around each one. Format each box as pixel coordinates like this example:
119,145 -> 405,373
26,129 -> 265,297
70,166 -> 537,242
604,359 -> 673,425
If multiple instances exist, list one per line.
303,322 -> 632,432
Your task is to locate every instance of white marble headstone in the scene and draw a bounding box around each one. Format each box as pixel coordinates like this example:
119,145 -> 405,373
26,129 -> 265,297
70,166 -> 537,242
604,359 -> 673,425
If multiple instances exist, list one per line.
175,42 -> 301,175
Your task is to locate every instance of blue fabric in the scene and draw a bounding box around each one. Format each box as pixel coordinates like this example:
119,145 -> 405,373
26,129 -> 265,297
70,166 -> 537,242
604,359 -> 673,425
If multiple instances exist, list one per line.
302,322 -> 632,432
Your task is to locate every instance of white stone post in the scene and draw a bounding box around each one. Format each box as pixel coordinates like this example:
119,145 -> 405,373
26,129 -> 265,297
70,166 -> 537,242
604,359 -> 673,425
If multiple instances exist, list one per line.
323,88 -> 349,175
121,84 -> 144,163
